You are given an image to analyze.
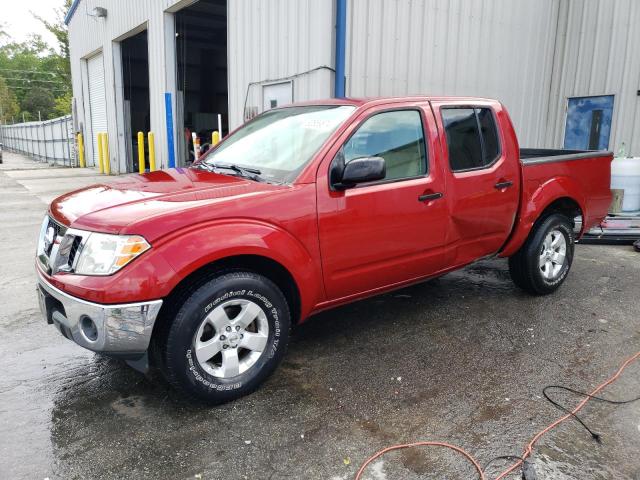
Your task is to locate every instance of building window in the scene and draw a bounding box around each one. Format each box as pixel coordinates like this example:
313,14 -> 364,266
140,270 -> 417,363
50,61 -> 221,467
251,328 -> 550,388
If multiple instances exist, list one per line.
564,95 -> 614,150
442,107 -> 501,172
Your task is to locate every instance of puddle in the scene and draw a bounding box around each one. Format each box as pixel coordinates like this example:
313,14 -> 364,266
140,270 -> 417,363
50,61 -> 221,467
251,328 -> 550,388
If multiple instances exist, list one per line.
111,395 -> 150,420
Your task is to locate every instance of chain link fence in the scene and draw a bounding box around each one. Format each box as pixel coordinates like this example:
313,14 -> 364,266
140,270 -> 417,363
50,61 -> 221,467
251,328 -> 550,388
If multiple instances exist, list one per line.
0,115 -> 77,167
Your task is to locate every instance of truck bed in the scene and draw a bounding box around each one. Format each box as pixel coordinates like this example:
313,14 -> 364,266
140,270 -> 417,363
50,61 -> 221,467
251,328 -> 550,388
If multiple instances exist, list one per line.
520,148 -> 611,165
520,149 -> 638,244
518,148 -> 613,237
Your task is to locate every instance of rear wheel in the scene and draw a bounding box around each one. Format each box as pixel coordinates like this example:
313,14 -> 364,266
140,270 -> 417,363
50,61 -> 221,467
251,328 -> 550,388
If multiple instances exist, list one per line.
508,213 -> 575,295
159,271 -> 290,404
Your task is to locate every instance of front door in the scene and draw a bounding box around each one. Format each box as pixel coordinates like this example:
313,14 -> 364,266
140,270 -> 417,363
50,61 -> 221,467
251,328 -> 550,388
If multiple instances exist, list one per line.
317,105 -> 448,300
432,102 -> 520,266
564,95 -> 614,150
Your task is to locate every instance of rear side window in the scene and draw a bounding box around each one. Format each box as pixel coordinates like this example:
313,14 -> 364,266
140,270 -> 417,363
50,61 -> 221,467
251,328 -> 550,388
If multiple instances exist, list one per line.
442,107 -> 500,171
477,108 -> 500,162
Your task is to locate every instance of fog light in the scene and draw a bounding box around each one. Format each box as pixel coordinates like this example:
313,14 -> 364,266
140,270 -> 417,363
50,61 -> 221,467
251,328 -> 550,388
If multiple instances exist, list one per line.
80,315 -> 98,342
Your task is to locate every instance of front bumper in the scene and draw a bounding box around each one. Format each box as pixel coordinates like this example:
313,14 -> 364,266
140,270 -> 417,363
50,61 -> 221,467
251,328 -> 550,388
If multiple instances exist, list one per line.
37,271 -> 163,355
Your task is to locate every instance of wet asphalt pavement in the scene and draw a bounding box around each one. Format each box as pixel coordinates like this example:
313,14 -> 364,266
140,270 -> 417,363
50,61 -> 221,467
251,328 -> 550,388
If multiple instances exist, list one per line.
1,152 -> 639,480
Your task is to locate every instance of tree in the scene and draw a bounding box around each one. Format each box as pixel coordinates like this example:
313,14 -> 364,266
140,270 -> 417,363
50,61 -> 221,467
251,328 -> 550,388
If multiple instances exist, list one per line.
35,0 -> 72,78
0,76 -> 19,122
22,86 -> 55,120
0,22 -> 8,45
52,90 -> 72,118
0,36 -> 60,116
0,1 -> 72,121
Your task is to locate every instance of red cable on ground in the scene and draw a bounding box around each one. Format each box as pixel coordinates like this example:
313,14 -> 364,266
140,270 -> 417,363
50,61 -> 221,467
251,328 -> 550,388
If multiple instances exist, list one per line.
355,441 -> 486,480
494,349 -> 640,480
355,350 -> 640,480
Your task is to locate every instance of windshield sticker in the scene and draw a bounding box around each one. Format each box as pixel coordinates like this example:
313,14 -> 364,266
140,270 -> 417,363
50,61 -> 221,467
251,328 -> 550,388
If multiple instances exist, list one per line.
302,119 -> 336,131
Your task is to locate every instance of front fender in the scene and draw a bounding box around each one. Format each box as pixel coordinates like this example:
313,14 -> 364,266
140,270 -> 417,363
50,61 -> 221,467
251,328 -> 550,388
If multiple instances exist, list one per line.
156,219 -> 324,318
499,176 -> 586,257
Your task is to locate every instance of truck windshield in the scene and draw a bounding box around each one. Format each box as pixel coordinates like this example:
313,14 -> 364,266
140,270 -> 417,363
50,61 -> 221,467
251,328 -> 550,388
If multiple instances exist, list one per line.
199,105 -> 355,183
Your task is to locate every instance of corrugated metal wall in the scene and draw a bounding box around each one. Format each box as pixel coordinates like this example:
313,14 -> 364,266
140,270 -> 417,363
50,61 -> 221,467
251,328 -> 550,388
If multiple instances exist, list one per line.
68,0 -> 186,172
68,0 -> 335,172
346,0 -> 640,154
67,0 -> 640,171
546,0 -> 640,155
228,0 -> 334,127
345,0 -> 561,148
0,116 -> 76,166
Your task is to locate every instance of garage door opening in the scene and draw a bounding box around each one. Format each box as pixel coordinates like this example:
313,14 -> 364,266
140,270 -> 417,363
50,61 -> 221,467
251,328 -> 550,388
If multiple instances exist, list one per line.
175,0 -> 228,166
86,53 -> 107,167
121,30 -> 150,172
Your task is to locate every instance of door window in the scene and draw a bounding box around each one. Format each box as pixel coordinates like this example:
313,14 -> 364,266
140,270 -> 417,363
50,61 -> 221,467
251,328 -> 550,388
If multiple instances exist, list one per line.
342,110 -> 427,181
442,107 -> 501,172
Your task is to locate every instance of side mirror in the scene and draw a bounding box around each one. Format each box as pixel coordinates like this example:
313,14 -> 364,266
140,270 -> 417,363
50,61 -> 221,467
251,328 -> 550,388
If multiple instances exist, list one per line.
331,154 -> 386,190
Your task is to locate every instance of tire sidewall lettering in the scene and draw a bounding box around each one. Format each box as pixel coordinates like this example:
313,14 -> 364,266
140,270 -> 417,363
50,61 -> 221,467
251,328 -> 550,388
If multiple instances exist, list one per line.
186,287 -> 282,391
204,289 -> 246,313
186,348 -> 242,391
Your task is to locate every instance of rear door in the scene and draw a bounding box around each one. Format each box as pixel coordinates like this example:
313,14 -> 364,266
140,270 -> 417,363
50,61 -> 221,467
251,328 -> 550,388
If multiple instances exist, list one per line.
431,101 -> 520,265
316,103 -> 448,300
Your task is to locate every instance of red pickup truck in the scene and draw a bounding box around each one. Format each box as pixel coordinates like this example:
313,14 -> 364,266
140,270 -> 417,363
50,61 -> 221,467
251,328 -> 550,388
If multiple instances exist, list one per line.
36,97 -> 612,403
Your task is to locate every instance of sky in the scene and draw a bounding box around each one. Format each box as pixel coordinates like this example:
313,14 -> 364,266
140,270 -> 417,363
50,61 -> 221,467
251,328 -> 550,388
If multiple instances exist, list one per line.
1,0 -> 62,48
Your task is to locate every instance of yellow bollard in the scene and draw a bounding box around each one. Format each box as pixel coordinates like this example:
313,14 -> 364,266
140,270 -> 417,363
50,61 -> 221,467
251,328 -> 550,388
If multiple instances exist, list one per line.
147,132 -> 156,172
77,133 -> 86,168
102,133 -> 111,175
212,130 -> 220,146
97,133 -> 105,174
137,131 -> 145,174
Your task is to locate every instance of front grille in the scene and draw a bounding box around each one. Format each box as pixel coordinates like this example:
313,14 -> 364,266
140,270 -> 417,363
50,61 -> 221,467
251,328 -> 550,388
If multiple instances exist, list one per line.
68,236 -> 82,266
53,233 -> 83,273
45,218 -> 65,256
37,216 -> 73,274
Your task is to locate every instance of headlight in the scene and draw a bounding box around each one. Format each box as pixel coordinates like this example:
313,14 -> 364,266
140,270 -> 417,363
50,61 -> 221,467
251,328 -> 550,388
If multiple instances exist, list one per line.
74,233 -> 150,276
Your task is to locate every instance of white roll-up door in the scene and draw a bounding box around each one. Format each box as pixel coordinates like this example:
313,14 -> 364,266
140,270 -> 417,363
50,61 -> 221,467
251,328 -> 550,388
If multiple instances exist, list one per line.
87,53 -> 107,166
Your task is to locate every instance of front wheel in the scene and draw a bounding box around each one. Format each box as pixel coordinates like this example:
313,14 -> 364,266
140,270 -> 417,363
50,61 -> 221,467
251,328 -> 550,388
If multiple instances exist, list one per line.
508,213 -> 575,295
159,271 -> 291,404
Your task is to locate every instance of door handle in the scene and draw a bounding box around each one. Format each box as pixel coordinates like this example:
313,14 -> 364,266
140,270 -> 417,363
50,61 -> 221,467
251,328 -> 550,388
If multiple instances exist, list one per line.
494,181 -> 514,190
418,192 -> 443,202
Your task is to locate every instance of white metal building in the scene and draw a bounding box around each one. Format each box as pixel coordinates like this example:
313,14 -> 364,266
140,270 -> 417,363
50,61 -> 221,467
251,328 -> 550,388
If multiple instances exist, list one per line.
66,0 -> 640,174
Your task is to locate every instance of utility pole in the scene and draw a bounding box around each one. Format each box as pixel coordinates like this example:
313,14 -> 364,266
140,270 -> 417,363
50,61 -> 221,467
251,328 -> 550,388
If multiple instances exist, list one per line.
38,111 -> 42,121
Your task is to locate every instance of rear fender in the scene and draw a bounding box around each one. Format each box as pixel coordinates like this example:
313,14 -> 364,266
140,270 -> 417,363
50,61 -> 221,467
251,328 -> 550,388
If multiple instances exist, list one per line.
157,219 -> 323,318
499,176 -> 586,257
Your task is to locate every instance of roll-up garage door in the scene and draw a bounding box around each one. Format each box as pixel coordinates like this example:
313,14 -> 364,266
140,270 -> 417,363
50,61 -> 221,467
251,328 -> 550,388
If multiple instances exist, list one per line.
87,53 -> 107,166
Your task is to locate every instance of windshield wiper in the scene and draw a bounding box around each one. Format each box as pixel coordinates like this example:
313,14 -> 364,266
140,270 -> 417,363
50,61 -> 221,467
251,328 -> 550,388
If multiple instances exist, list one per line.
198,162 -> 265,182
213,163 -> 261,175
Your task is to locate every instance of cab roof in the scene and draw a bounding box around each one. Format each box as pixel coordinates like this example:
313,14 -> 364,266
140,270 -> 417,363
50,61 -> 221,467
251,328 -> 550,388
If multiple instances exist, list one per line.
288,96 -> 499,109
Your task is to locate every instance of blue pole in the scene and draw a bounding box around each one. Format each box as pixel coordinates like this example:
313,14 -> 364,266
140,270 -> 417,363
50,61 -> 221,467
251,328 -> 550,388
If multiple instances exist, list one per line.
334,0 -> 347,98
164,92 -> 176,168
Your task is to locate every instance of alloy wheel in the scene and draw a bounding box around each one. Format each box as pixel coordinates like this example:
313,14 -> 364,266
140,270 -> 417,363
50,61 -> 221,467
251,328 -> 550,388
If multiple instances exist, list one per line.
193,299 -> 269,378
539,229 -> 567,280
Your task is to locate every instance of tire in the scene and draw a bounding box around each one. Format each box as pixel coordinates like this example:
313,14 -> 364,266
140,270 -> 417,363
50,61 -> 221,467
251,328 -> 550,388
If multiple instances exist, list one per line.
159,271 -> 291,404
508,213 -> 575,295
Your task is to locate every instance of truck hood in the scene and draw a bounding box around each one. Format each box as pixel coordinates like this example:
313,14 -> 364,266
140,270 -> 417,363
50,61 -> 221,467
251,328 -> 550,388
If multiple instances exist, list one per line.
50,168 -> 288,238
